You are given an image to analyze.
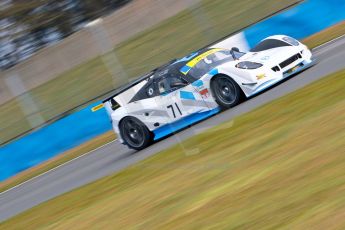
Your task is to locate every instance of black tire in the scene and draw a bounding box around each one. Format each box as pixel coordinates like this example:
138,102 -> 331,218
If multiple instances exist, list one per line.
119,117 -> 153,150
210,75 -> 242,109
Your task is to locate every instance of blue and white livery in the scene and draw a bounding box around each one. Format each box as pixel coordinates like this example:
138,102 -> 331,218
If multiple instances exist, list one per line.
101,35 -> 314,150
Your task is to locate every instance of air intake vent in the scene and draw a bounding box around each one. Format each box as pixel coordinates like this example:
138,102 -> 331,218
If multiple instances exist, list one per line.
272,66 -> 280,72
110,98 -> 120,111
279,53 -> 302,69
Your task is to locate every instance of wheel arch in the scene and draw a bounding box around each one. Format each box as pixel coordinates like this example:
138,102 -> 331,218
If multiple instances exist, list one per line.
209,73 -> 245,98
118,115 -> 154,148
117,115 -> 134,143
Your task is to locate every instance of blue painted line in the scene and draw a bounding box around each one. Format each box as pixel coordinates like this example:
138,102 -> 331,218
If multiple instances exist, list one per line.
180,91 -> 196,100
153,107 -> 220,140
244,0 -> 345,48
0,102 -> 112,181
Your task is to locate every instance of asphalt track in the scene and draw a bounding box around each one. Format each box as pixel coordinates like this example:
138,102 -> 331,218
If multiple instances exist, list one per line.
1,36 -> 345,222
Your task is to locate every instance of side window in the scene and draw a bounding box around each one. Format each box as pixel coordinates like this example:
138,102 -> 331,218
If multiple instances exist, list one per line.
187,51 -> 233,80
188,60 -> 208,79
157,76 -> 188,95
157,77 -> 169,95
129,81 -> 156,102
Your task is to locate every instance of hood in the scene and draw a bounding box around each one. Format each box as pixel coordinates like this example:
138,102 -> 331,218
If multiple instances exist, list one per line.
240,46 -> 301,65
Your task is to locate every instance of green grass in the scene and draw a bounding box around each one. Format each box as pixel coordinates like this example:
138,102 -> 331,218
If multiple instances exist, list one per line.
2,68 -> 345,229
303,21 -> 345,48
0,0 -> 300,144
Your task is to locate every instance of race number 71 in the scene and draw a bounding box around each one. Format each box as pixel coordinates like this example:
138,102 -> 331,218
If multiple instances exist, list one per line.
167,103 -> 182,118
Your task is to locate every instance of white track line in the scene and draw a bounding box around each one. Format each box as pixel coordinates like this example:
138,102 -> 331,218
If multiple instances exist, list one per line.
312,34 -> 345,51
0,139 -> 117,196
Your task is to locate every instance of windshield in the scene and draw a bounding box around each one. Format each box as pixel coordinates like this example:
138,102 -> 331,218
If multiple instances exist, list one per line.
250,39 -> 291,52
181,50 -> 233,79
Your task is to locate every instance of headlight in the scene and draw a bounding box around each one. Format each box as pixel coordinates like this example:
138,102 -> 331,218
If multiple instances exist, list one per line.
236,61 -> 263,69
282,36 -> 299,46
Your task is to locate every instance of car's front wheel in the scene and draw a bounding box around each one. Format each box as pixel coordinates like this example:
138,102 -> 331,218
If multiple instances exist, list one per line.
119,117 -> 153,150
211,75 -> 242,109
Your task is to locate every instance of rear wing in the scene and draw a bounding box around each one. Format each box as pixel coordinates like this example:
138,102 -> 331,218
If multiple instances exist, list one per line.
91,71 -> 153,113
91,58 -> 177,113
101,72 -> 153,104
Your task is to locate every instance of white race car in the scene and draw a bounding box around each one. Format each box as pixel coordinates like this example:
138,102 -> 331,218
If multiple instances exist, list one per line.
101,35 -> 314,150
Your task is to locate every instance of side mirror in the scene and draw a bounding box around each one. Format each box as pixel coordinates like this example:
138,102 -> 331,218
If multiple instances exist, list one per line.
231,47 -> 240,52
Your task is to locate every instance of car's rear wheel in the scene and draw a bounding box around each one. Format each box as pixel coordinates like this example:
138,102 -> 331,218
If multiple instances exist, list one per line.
211,75 -> 242,109
119,117 -> 152,150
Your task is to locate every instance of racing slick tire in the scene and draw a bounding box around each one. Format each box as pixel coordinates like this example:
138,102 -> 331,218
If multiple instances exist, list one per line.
211,75 -> 242,109
119,116 -> 153,150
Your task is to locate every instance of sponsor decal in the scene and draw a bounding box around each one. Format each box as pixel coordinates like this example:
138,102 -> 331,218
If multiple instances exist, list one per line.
288,65 -> 300,73
261,56 -> 270,61
199,88 -> 209,98
256,73 -> 266,80
91,104 -> 104,112
191,80 -> 209,98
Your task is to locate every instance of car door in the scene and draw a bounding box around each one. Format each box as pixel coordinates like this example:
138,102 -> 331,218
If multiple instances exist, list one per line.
155,74 -> 209,124
124,79 -> 172,131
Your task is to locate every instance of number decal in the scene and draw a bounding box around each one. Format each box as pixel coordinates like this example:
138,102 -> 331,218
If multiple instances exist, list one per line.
167,103 -> 183,118
175,103 -> 182,116
167,105 -> 175,118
